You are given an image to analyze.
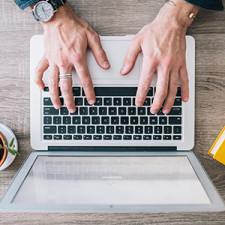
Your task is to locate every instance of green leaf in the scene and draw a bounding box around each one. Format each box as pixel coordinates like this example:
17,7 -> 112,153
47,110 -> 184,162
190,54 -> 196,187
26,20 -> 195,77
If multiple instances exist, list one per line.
0,144 -> 2,148
9,137 -> 14,147
13,144 -> 15,148
7,148 -> 15,155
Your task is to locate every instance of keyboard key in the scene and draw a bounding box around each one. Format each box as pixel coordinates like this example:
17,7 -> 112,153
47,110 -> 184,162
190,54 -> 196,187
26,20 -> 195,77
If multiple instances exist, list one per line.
140,117 -> 148,124
44,116 -> 52,124
168,107 -> 182,115
135,126 -> 143,134
77,126 -> 85,134
147,107 -> 153,115
44,126 -> 56,134
43,135 -> 52,140
159,117 -> 167,124
109,107 -> 117,115
92,116 -> 100,124
74,135 -> 82,140
44,87 -> 49,92
68,126 -> 76,134
72,116 -> 81,124
94,87 -> 137,96
60,107 -> 69,115
143,98 -> 151,106
176,87 -> 181,96
128,107 -> 136,115
150,117 -> 158,124
104,135 -> 112,140
163,135 -> 171,140
43,97 -> 52,105
153,135 -> 162,140
89,106 -> 98,115
84,135 -> 92,140
118,107 -> 127,115
104,98 -> 112,105
102,117 -> 110,124
114,98 -> 121,106
80,107 -> 88,115
138,107 -> 146,115
123,135 -> 132,140
154,126 -> 162,134
174,98 -> 182,106
111,117 -> 119,124
130,117 -> 138,124
133,135 -> 142,140
126,126 -> 134,134
145,126 -> 153,134
157,108 -> 164,115
123,98 -> 131,106
97,126 -> 105,134
106,126 -> 114,134
147,87 -> 153,96
54,135 -> 62,140
84,98 -> 90,106
53,116 -> 61,124
113,135 -> 122,140
75,97 -> 83,106
60,98 -> 64,106
58,126 -> 66,134
116,126 -> 124,134
63,135 -> 72,140
99,107 -> 107,115
63,117 -> 71,124
93,135 -> 102,140
95,98 -> 102,106
87,126 -> 95,134
143,135 -> 152,140
44,107 -> 59,115
164,126 -> 172,134
72,87 -> 81,96
70,109 -> 78,115
82,117 -> 90,124
174,126 -> 182,134
173,135 -> 182,140
121,117 -> 129,124
169,117 -> 182,124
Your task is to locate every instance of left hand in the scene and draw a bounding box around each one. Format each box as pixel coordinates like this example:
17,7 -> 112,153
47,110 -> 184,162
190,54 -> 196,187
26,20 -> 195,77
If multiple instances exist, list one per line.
121,1 -> 198,114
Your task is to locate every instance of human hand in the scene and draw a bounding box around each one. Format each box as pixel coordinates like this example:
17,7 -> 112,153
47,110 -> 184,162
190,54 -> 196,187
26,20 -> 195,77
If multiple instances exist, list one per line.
121,0 -> 199,114
35,3 -> 110,113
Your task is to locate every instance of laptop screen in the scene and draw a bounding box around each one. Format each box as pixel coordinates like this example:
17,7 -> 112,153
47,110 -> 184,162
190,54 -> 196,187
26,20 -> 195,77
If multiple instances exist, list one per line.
13,156 -> 210,205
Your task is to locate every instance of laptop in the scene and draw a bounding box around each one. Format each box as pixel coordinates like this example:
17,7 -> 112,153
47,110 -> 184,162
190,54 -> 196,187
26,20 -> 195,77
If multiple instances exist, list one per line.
0,35 -> 224,212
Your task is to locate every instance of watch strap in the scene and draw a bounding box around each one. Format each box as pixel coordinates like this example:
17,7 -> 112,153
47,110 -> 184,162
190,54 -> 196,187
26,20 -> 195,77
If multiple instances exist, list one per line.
49,0 -> 67,11
32,10 -> 39,21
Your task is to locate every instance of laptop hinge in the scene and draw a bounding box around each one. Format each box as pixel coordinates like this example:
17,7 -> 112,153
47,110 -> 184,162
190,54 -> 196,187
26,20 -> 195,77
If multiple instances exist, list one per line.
48,146 -> 177,151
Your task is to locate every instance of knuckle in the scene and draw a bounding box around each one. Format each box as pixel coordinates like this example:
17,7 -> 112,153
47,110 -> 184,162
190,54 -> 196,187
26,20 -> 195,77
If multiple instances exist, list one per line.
157,89 -> 167,99
81,78 -> 92,89
48,80 -> 58,90
164,56 -> 173,69
50,96 -> 59,103
73,52 -> 83,65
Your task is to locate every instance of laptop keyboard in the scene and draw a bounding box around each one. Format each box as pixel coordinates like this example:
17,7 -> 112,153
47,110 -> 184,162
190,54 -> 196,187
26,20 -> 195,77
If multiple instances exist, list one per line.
42,86 -> 182,141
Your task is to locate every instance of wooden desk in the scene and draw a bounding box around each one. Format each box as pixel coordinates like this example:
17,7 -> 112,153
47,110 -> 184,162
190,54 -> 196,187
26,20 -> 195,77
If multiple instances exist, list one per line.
0,0 -> 225,224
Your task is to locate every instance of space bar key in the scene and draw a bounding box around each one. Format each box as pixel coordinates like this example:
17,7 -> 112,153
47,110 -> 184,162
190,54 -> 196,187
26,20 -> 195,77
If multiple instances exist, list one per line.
94,87 -> 137,96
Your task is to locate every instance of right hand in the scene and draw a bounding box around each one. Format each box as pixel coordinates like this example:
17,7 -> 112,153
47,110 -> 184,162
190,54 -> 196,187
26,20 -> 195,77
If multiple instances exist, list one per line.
35,3 -> 110,113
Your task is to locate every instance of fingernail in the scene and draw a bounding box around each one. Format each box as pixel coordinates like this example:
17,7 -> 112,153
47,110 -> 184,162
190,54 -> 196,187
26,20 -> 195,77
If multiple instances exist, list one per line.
89,100 -> 95,105
163,109 -> 169,115
103,61 -> 110,69
54,104 -> 61,109
69,108 -> 75,113
151,109 -> 157,114
184,96 -> 189,102
136,102 -> 142,107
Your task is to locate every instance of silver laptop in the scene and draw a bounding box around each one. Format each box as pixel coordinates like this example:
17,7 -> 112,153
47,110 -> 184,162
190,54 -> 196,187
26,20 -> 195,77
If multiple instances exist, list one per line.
0,35 -> 224,212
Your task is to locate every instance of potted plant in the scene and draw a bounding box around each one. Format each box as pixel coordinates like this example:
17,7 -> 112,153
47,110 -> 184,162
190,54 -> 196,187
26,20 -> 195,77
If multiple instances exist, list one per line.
0,123 -> 19,171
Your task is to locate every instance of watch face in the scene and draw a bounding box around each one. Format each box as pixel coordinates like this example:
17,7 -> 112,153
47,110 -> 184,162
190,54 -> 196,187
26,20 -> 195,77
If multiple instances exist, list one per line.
34,1 -> 54,22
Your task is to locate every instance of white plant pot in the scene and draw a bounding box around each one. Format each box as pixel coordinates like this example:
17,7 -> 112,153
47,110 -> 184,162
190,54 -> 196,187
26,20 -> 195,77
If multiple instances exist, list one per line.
0,123 -> 18,171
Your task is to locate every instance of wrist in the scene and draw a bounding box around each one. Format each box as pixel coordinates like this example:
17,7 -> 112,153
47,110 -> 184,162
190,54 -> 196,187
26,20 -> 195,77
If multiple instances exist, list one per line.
155,0 -> 199,31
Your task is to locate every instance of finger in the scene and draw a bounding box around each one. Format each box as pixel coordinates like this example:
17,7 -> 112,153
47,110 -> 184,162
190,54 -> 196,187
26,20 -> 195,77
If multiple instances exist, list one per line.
74,55 -> 95,105
179,66 -> 189,102
88,33 -> 110,70
135,55 -> 156,107
48,64 -> 61,109
59,65 -> 76,113
35,57 -> 49,90
162,69 -> 179,114
151,67 -> 170,114
121,37 -> 141,75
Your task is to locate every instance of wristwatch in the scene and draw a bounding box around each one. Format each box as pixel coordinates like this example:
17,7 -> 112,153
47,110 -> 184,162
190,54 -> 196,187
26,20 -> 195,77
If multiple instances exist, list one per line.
32,0 -> 67,22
